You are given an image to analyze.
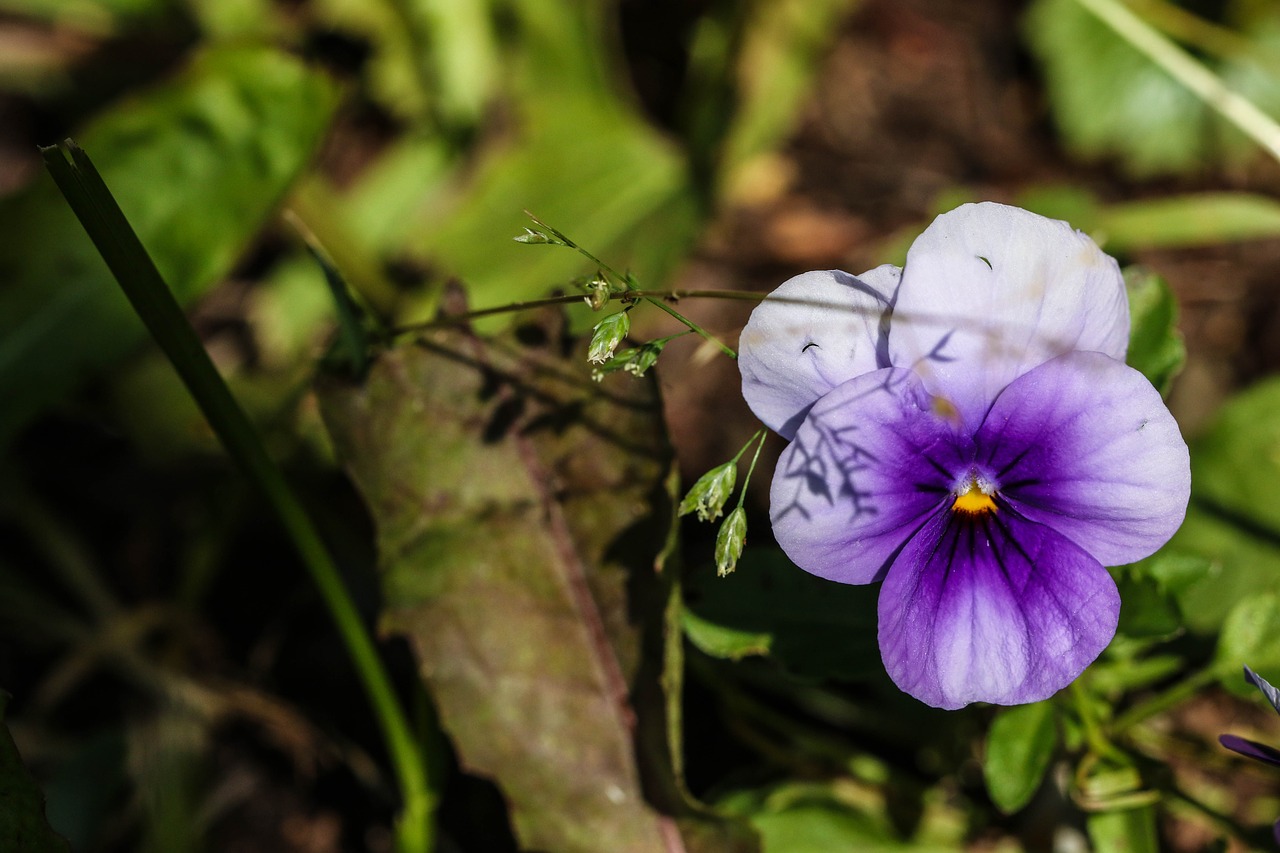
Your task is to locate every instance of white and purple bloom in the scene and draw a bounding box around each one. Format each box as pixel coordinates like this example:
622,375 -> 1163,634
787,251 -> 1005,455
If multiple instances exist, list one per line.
739,202 -> 1191,709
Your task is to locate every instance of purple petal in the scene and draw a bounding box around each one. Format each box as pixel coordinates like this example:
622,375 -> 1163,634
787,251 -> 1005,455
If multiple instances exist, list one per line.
878,508 -> 1120,709
1245,666 -> 1280,715
1220,734 -> 1280,767
740,267 -> 898,439
888,203 -> 1129,431
978,351 -> 1190,567
770,367 -> 966,585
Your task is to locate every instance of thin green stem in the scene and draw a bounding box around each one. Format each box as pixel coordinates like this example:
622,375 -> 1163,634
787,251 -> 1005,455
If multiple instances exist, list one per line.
728,428 -> 767,465
41,140 -> 433,853
1110,665 -> 1220,734
1071,0 -> 1280,164
641,295 -> 737,358
1071,680 -> 1126,762
521,212 -> 740,357
392,288 -> 767,338
735,429 -> 770,510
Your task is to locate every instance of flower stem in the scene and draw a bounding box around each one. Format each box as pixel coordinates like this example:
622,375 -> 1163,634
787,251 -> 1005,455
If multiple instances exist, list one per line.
735,429 -> 770,510
640,294 -> 738,358
1110,665 -> 1220,734
1071,680 -> 1127,762
1071,0 -> 1280,164
392,288 -> 767,338
520,212 -> 740,357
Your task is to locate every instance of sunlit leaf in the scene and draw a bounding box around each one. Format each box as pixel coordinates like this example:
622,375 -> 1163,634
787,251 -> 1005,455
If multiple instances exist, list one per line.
318,320 -> 756,852
0,45 -> 338,445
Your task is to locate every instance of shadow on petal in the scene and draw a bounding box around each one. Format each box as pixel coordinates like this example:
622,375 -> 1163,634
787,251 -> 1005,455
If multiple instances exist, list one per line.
878,506 -> 1120,710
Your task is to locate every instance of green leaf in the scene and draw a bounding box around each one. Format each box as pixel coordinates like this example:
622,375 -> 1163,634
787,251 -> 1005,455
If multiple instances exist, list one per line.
1086,805 -> 1161,853
0,45 -> 338,445
720,784 -> 961,853
1102,194 -> 1280,251
1165,507 -> 1280,634
0,695 -> 71,853
402,0 -> 702,329
1163,377 -> 1280,632
1077,760 -> 1161,852
318,323 -> 756,853
1215,594 -> 1280,694
682,549 -> 880,680
1123,268 -> 1185,396
1112,550 -> 1210,641
983,702 -> 1057,814
1024,0 -> 1280,177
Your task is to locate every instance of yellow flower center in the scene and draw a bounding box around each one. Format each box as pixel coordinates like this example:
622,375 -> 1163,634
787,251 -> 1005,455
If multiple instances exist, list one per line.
952,487 -> 997,516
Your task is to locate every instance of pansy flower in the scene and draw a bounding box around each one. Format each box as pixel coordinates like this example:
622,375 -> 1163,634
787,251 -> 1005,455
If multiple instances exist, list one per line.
739,203 -> 1191,709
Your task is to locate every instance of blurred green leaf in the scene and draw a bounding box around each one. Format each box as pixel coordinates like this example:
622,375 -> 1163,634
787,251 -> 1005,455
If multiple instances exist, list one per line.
1215,594 -> 1280,693
1186,376 -> 1280,534
1165,507 -> 1280,633
410,97 -> 700,326
0,695 -> 71,853
400,0 -> 703,328
682,0 -> 856,196
318,323 -> 756,852
720,784 -> 958,853
983,702 -> 1056,814
1102,194 -> 1280,250
1123,268 -> 1185,396
0,0 -> 162,26
1112,548 -> 1212,641
1025,0 -> 1207,176
683,549 -> 880,680
1086,804 -> 1161,853
0,45 -> 338,445
1089,653 -> 1184,695
1025,0 -> 1280,178
1164,377 -> 1280,632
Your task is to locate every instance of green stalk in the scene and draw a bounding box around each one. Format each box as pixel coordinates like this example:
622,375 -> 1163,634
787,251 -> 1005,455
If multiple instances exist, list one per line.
1071,0 -> 1280,164
733,429 -> 769,511
1109,665 -> 1220,734
41,140 -> 434,853
521,213 -> 739,357
393,287 -> 769,338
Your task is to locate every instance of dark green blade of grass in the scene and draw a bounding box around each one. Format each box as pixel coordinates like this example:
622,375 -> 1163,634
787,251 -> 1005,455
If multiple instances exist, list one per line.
39,140 -> 433,852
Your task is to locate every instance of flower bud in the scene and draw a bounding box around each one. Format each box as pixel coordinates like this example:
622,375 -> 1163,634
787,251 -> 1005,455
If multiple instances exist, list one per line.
582,276 -> 611,311
624,342 -> 662,377
513,227 -> 564,245
678,461 -> 737,522
715,507 -> 747,577
588,311 -> 630,365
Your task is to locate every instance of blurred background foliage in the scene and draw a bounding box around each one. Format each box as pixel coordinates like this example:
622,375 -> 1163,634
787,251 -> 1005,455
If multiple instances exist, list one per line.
4,0 -> 1280,850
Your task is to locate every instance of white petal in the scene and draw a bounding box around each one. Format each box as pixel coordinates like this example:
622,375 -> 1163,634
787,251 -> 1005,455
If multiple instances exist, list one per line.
888,203 -> 1128,431
740,266 -> 898,439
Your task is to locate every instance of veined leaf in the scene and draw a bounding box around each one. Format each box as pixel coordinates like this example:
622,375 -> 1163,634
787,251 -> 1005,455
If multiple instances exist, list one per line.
318,319 -> 756,852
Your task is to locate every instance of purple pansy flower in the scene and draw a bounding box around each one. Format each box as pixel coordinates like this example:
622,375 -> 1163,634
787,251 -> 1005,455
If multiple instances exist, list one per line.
1221,666 -> 1280,844
739,203 -> 1191,709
